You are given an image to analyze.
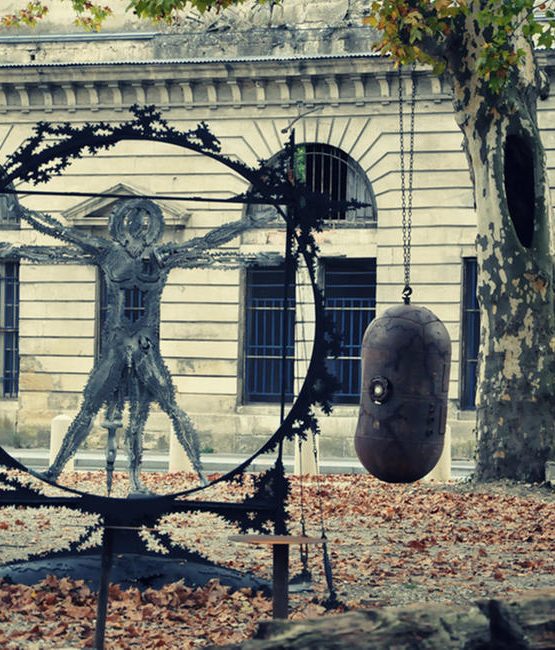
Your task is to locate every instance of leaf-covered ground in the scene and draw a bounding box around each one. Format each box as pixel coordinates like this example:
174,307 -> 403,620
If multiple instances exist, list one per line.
0,472 -> 553,649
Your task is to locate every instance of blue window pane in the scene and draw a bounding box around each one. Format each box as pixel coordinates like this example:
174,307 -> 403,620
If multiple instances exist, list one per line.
0,192 -> 20,226
324,260 -> 376,404
244,265 -> 295,403
2,262 -> 19,397
461,258 -> 480,409
97,272 -> 146,355
124,286 -> 146,323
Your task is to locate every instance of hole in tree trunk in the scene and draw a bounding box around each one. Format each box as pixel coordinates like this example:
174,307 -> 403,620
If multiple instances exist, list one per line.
504,134 -> 535,248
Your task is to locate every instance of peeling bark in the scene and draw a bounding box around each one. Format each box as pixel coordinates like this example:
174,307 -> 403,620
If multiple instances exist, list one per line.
445,10 -> 555,481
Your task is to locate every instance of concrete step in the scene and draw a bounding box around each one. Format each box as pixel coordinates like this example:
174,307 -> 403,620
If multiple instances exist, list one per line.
3,447 -> 474,478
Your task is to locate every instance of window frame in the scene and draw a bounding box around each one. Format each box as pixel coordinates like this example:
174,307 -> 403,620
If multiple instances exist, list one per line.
246,142 -> 377,227
243,264 -> 295,404
0,187 -> 20,230
460,257 -> 480,410
321,258 -> 377,405
0,260 -> 19,398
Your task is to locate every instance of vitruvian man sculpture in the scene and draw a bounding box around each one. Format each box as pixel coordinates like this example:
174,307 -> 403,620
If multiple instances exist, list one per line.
1,198 -> 275,494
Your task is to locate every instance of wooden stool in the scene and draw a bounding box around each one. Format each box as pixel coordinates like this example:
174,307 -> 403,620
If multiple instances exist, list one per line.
229,534 -> 324,619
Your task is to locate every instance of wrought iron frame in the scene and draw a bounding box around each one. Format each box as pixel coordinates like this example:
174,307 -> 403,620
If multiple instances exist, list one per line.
0,105 -> 365,558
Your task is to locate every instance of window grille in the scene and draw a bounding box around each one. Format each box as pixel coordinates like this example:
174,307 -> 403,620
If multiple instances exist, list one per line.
323,259 -> 376,404
97,271 -> 146,357
299,143 -> 376,222
461,257 -> 479,409
247,143 -> 376,224
244,266 -> 295,403
123,287 -> 146,324
0,262 -> 19,397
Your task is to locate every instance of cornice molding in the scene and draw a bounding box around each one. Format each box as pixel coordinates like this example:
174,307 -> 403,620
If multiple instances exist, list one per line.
0,57 -> 451,115
0,51 -> 553,116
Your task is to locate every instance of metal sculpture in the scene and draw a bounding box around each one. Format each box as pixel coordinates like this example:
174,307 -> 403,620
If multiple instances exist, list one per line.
355,66 -> 452,483
354,303 -> 451,482
2,197 -> 278,493
0,106 -> 352,511
0,106 -> 368,646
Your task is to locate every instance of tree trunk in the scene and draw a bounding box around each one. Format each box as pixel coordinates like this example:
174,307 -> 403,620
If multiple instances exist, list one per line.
447,16 -> 555,482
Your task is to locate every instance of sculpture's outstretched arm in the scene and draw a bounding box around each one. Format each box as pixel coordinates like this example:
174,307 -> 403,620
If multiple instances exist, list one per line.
160,211 -> 278,270
17,205 -> 106,256
0,242 -> 93,264
165,248 -> 283,270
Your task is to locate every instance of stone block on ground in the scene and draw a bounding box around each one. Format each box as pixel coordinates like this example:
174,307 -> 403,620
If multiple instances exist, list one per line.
212,588 -> 555,650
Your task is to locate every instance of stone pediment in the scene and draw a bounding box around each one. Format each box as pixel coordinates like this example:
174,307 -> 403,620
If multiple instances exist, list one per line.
62,182 -> 191,229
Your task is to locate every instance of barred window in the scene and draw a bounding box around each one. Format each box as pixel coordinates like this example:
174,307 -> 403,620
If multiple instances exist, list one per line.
244,265 -> 295,403
0,262 -> 19,397
247,143 -> 376,224
323,259 -> 376,404
461,257 -> 479,409
96,272 -> 146,357
296,143 -> 376,222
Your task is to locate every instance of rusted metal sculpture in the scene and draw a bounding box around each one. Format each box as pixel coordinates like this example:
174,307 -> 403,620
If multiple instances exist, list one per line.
354,303 -> 452,483
2,198 -> 277,493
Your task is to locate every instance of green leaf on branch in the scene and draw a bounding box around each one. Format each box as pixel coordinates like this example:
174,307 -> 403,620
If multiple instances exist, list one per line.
367,0 -> 555,94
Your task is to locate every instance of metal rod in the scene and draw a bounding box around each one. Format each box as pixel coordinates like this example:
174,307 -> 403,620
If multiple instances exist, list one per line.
279,129 -> 296,428
94,523 -> 115,650
104,424 -> 118,497
272,543 -> 289,619
0,187 -> 280,205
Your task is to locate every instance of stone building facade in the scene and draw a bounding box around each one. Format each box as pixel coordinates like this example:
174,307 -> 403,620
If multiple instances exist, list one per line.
0,7 -> 553,461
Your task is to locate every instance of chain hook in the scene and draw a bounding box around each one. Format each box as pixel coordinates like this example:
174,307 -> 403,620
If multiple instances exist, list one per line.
398,64 -> 418,305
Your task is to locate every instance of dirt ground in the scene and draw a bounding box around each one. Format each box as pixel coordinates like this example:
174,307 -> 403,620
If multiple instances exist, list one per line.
0,471 -> 553,648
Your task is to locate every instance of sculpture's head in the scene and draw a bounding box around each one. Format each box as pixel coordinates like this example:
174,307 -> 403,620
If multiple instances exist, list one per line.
109,198 -> 164,257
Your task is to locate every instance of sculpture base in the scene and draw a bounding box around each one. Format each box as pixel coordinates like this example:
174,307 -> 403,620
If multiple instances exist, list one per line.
0,552 -> 270,594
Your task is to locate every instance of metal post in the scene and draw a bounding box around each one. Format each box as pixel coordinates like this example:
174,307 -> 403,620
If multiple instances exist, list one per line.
279,128 -> 296,427
272,543 -> 289,619
94,523 -> 115,650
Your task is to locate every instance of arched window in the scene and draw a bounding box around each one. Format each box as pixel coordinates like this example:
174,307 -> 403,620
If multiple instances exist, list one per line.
296,143 -> 376,222
247,143 -> 376,224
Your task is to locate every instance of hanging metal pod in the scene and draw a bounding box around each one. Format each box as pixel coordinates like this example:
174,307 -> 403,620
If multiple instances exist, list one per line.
354,303 -> 452,483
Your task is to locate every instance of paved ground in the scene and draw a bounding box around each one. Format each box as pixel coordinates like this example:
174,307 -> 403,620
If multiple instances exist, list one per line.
4,447 -> 475,478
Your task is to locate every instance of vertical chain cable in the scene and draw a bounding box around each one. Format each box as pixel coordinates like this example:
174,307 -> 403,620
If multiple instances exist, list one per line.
295,274 -> 313,581
398,64 -> 418,305
398,66 -> 407,302
296,281 -> 337,605
297,436 -> 310,577
311,428 -> 338,608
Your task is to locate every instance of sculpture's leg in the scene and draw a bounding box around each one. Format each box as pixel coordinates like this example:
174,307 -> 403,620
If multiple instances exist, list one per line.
133,344 -> 206,485
126,377 -> 152,494
103,388 -> 125,496
103,388 -> 124,423
46,354 -> 125,481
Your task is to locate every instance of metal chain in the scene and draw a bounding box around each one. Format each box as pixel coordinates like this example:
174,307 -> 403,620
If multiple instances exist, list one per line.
311,428 -> 339,608
297,435 -> 310,575
398,64 -> 418,305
